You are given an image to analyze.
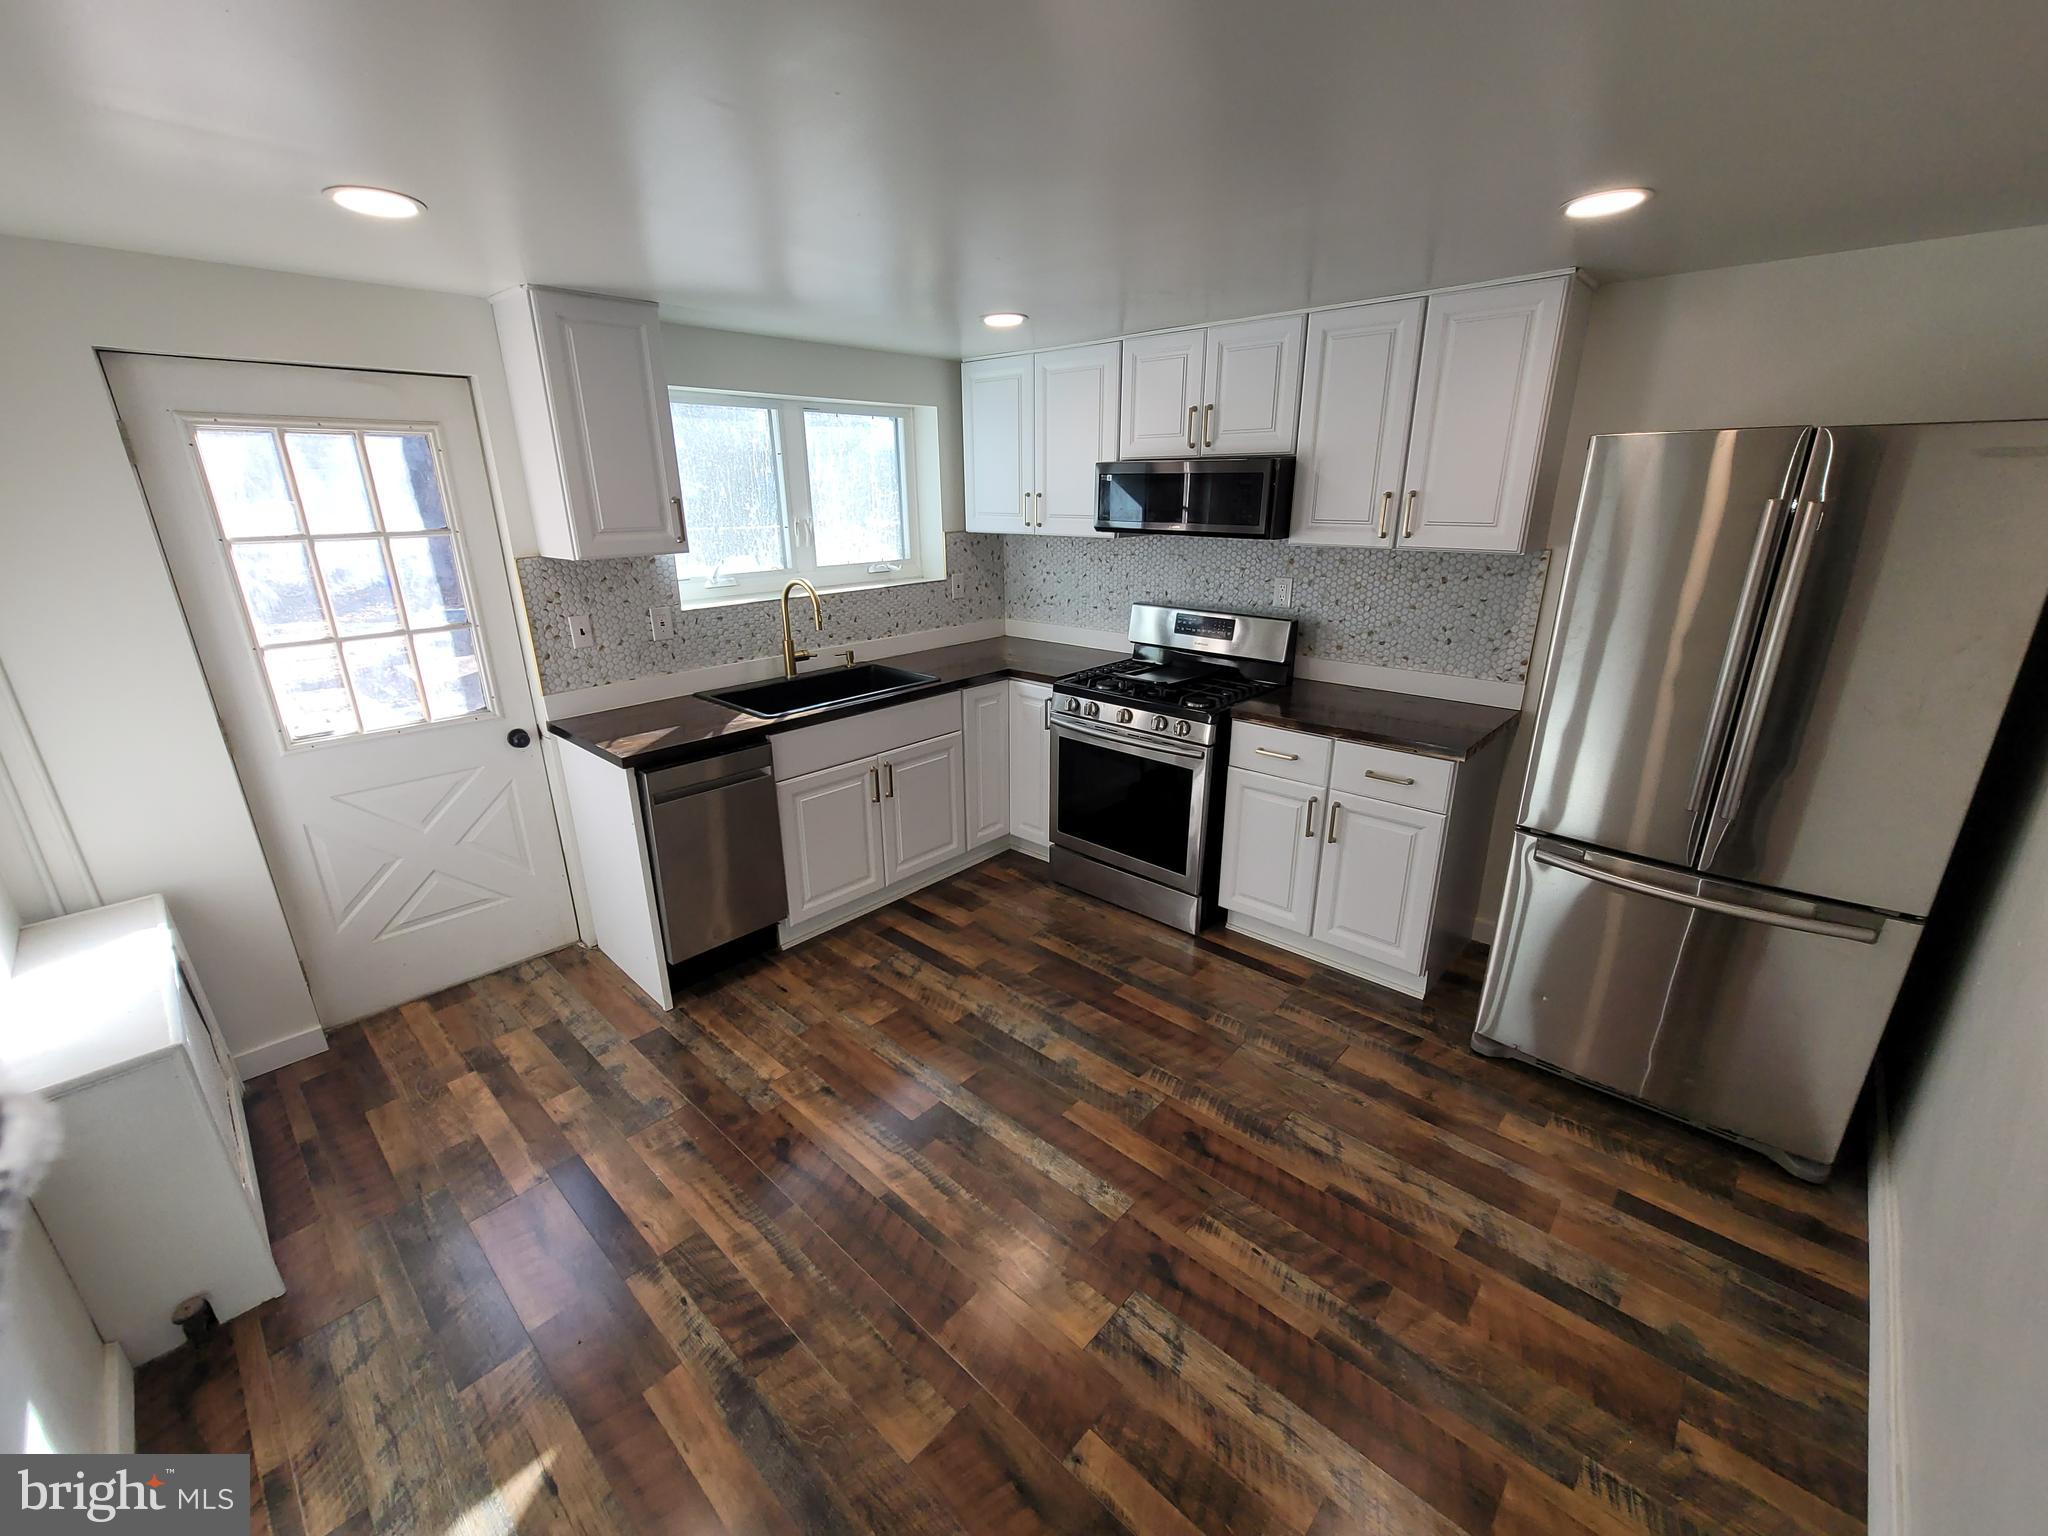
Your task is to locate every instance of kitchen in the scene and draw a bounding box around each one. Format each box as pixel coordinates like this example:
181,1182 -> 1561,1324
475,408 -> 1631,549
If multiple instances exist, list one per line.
1,5 -> 2045,1534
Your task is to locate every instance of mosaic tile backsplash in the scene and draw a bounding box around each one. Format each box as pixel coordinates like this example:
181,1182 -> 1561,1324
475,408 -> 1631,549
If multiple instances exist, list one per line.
518,532 -> 1548,694
1003,538 -> 1550,683
518,531 -> 1005,693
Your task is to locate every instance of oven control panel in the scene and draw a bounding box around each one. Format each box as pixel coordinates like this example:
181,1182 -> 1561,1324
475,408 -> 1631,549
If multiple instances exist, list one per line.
1173,613 -> 1237,641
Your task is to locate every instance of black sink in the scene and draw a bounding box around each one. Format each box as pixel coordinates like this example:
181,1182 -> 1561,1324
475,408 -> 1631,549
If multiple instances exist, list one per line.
698,663 -> 940,720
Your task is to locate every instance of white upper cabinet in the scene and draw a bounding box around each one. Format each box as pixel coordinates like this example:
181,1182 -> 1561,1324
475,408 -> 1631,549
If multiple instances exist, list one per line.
1399,275 -> 1572,552
1290,298 -> 1426,546
1034,342 -> 1121,534
1120,316 -> 1305,458
962,354 -> 1034,533
1203,315 -> 1306,455
493,286 -> 687,561
1119,329 -> 1207,457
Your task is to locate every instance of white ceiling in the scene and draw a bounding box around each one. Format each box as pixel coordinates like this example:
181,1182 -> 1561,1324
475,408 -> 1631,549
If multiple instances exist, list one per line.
4,0 -> 2046,358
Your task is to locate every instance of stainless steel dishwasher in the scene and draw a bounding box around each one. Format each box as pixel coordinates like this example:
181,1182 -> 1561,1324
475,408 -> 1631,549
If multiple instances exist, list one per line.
638,745 -> 788,965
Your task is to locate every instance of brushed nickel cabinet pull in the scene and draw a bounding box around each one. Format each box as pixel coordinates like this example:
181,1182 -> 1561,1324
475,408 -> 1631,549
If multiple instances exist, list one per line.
1327,801 -> 1342,843
883,762 -> 895,798
670,495 -> 684,535
1203,402 -> 1215,448
1364,768 -> 1417,786
1187,406 -> 1199,450
1254,746 -> 1299,761
1378,490 -> 1393,539
1403,489 -> 1419,539
1304,796 -> 1319,839
1036,490 -> 1045,526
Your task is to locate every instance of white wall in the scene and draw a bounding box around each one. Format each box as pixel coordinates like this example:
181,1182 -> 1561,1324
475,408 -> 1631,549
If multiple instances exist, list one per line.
660,323 -> 965,532
0,233 -> 545,1067
1483,222 -> 2048,918
0,1212 -> 123,1454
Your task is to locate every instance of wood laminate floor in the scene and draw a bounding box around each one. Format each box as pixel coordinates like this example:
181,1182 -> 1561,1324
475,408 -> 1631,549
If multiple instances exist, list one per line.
137,854 -> 1869,1535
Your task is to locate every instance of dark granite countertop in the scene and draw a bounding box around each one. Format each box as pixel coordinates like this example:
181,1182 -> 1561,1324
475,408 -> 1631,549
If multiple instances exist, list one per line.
1231,679 -> 1519,762
546,636 -> 1122,770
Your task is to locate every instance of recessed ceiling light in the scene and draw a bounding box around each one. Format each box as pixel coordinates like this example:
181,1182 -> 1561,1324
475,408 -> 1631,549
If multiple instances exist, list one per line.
1563,187 -> 1652,220
323,185 -> 426,220
981,312 -> 1028,329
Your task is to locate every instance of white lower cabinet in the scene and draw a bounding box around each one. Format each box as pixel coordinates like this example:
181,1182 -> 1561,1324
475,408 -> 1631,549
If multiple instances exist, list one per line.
1008,680 -> 1053,848
1215,770 -> 1323,935
1218,726 -> 1487,997
963,681 -> 1011,849
1310,796 -> 1445,973
778,757 -> 889,924
881,734 -> 967,881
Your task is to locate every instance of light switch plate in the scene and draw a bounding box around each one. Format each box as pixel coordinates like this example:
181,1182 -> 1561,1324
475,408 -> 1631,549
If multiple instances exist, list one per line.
1272,576 -> 1294,605
566,613 -> 594,649
649,607 -> 675,641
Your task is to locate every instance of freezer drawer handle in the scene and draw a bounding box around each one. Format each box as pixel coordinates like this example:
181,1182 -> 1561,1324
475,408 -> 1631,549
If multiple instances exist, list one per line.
1531,845 -> 1882,944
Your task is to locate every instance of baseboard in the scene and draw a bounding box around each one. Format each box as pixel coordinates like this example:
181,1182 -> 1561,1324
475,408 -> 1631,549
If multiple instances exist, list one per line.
1001,620 -> 1525,708
232,1023 -> 328,1079
1223,913 -> 1429,998
1004,835 -> 1049,862
99,1342 -> 134,1453
540,618 -> 1008,718
1867,1064 -> 1907,1536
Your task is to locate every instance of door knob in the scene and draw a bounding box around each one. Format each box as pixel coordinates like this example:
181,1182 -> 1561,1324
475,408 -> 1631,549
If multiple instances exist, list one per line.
507,728 -> 532,749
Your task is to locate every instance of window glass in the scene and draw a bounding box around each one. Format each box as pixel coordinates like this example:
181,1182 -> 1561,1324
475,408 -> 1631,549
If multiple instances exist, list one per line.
805,410 -> 908,566
192,424 -> 490,743
671,401 -> 788,583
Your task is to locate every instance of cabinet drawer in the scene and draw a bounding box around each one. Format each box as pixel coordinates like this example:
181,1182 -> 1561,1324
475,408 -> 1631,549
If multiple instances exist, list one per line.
1228,721 -> 1332,786
1330,740 -> 1453,812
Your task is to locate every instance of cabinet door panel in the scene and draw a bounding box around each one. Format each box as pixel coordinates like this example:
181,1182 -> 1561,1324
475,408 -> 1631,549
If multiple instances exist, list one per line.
1311,799 -> 1444,973
1292,299 -> 1424,544
526,288 -> 686,558
1035,342 -> 1120,536
1401,276 -> 1567,552
963,684 -> 1010,849
1008,682 -> 1053,846
1204,315 -> 1305,455
778,759 -> 885,923
962,355 -> 1034,533
1217,770 -> 1322,935
1120,330 -> 1205,458
882,733 -> 966,882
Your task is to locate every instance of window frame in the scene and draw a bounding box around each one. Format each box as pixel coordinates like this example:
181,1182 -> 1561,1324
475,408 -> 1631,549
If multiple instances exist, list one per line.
668,387 -> 927,608
181,412 -> 501,752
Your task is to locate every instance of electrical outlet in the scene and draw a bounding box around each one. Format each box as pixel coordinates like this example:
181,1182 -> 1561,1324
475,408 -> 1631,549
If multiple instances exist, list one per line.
1272,576 -> 1294,606
649,607 -> 675,641
566,612 -> 594,650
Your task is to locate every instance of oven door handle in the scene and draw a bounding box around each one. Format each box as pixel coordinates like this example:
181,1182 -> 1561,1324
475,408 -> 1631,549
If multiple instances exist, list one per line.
1052,716 -> 1208,763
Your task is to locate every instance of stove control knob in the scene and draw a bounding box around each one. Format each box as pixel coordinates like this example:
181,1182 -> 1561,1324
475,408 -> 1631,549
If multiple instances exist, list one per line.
1083,702 -> 1100,718
1175,720 -> 1193,737
1152,715 -> 1169,731
1065,697 -> 1081,714
1116,707 -> 1134,724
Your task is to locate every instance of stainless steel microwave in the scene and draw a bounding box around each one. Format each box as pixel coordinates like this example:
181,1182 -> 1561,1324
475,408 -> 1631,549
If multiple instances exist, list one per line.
1095,456 -> 1295,538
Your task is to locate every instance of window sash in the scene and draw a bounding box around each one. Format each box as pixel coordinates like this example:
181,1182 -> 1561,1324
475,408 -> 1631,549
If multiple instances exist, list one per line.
669,389 -> 921,606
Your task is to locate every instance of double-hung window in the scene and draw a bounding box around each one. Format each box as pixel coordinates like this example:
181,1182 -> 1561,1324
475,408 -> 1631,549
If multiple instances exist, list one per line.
669,389 -> 931,606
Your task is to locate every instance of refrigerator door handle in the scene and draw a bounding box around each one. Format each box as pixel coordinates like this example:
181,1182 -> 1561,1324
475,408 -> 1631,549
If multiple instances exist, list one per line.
1531,842 -> 1883,943
1686,495 -> 1793,815
1703,491 -> 1827,864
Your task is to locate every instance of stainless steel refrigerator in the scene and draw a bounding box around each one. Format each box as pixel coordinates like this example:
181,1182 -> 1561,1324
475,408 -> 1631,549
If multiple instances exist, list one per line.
1475,422 -> 2048,1179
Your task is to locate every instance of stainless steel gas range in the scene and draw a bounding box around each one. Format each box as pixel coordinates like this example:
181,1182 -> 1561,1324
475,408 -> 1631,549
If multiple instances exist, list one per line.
1049,604 -> 1297,932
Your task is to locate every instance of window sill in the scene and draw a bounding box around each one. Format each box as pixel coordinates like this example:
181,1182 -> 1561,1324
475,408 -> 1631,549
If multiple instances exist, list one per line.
677,566 -> 947,614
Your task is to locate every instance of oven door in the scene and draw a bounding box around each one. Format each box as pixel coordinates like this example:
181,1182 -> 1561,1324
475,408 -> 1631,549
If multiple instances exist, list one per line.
1051,717 -> 1212,893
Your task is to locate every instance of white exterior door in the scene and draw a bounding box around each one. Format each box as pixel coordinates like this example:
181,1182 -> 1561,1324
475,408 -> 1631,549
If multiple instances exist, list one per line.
1216,770 -> 1323,936
1203,315 -> 1305,455
778,758 -> 886,923
105,354 -> 576,1026
1033,342 -> 1120,536
1008,682 -> 1053,847
1293,299 -> 1425,545
1400,276 -> 1567,552
881,734 -> 966,882
1311,798 -> 1444,972
962,683 -> 1010,849
962,355 -> 1034,532
1119,329 -> 1205,458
